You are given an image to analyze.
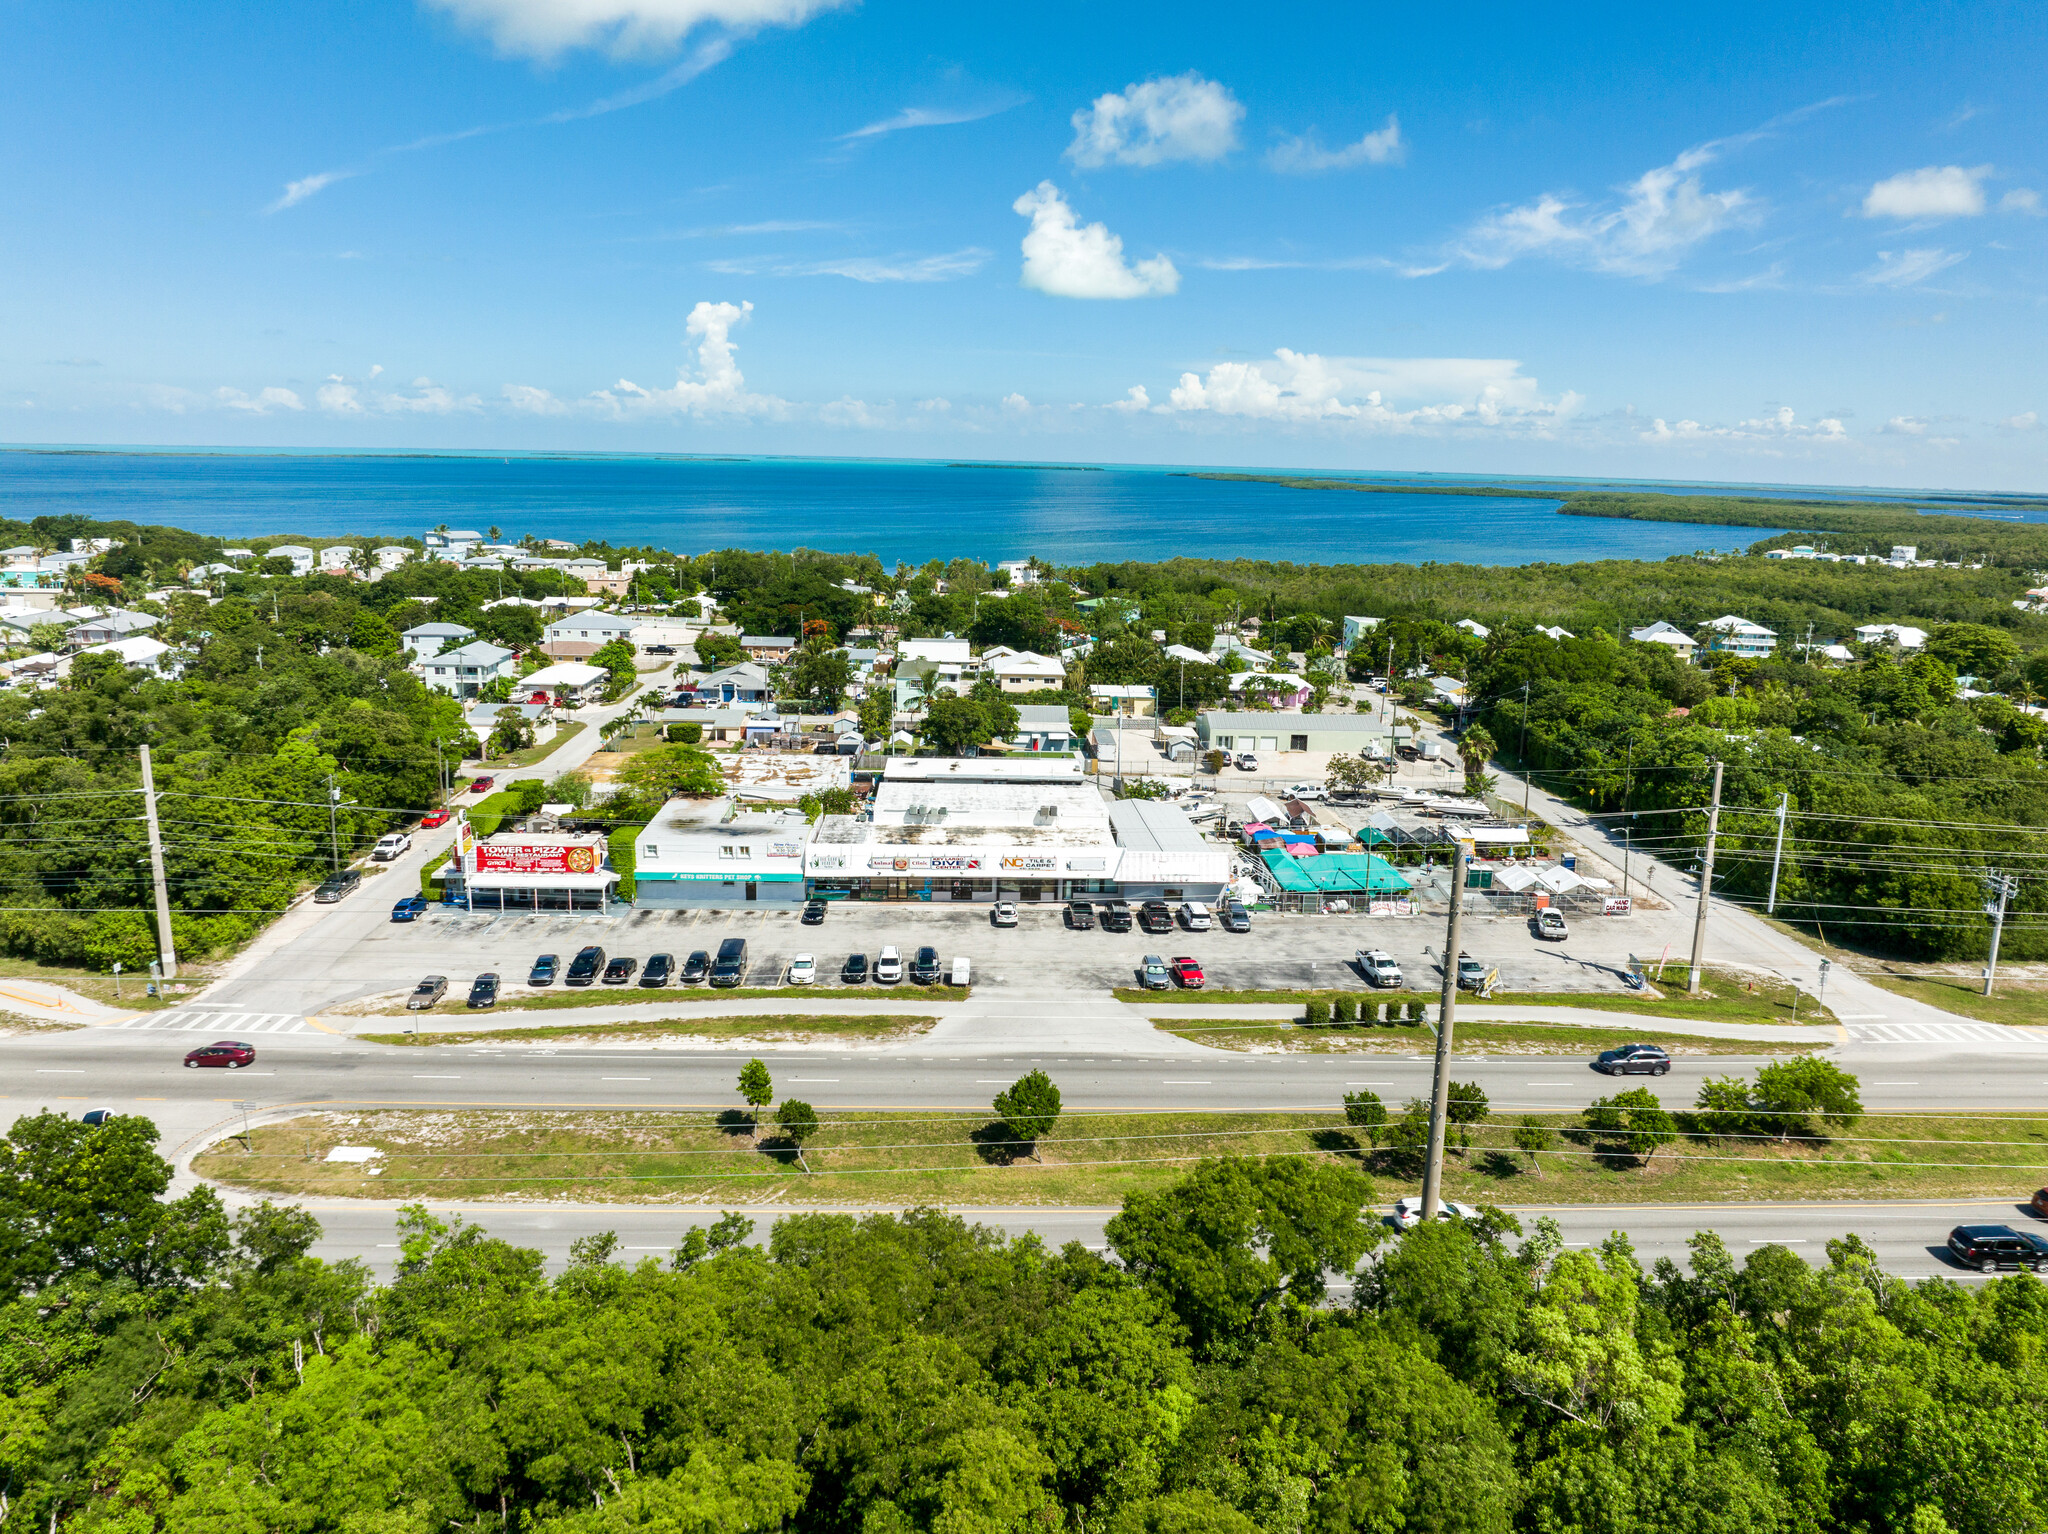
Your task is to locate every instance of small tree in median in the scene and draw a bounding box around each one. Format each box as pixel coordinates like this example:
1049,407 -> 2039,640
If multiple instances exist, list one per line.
1446,1081 -> 1490,1155
1342,1089 -> 1387,1153
992,1070 -> 1063,1163
1513,1117 -> 1551,1174
738,1059 -> 773,1136
776,1099 -> 819,1172
1582,1088 -> 1677,1166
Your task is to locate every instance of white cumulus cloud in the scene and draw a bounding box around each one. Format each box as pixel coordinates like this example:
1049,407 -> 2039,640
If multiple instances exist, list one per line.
215,386 -> 304,414
1107,385 -> 1153,413
1860,248 -> 1967,287
2000,411 -> 2040,433
1066,72 -> 1242,168
1266,115 -> 1405,174
1639,406 -> 1846,443
316,379 -> 363,414
1012,182 -> 1178,299
424,0 -> 849,59
1860,164 -> 1990,220
503,384 -> 569,415
267,169 -> 355,213
1882,415 -> 1928,435
1161,351 -> 1571,434
2002,188 -> 2042,215
1450,140 -> 1756,278
587,299 -> 791,418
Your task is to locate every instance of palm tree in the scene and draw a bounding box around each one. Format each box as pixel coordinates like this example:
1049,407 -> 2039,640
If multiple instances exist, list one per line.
1459,724 -> 1498,790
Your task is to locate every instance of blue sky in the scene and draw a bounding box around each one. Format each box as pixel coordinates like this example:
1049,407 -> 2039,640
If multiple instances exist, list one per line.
4,0 -> 2045,489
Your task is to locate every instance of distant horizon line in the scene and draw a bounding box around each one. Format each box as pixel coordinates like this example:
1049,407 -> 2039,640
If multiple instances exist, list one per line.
0,440 -> 2037,504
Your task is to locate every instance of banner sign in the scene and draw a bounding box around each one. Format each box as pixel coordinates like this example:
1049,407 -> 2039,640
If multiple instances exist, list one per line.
1603,896 -> 1634,917
867,854 -> 984,873
769,841 -> 804,859
999,855 -> 1056,872
474,841 -> 603,876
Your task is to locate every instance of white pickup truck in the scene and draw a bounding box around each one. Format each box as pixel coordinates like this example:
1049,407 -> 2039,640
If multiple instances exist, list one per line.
372,832 -> 412,860
1355,949 -> 1403,988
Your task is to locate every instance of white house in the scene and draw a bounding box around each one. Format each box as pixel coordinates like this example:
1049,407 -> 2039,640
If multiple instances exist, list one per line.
68,609 -> 158,647
1535,625 -> 1574,641
516,662 -> 611,707
317,545 -> 358,575
1090,683 -> 1156,717
78,635 -> 179,677
540,611 -> 638,660
267,545 -> 315,577
996,560 -> 1043,587
401,621 -> 476,659
1855,623 -> 1929,651
373,546 -> 412,573
464,701 -> 556,752
1456,618 -> 1491,639
1702,615 -> 1777,658
1629,621 -> 1698,662
188,563 -> 238,582
414,640 -> 518,699
980,648 -> 1066,692
424,529 -> 483,560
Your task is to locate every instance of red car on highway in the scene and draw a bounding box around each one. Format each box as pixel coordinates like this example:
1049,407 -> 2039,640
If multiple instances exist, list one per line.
184,1041 -> 256,1069
1171,957 -> 1206,989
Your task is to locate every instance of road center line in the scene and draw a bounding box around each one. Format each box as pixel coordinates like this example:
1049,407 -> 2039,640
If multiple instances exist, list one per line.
601,1077 -> 652,1081
412,1075 -> 461,1079
34,1069 -> 82,1074
1163,1080 -> 1211,1085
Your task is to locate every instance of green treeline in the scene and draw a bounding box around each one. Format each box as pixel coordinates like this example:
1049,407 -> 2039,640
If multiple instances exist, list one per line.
4,1118 -> 2043,1533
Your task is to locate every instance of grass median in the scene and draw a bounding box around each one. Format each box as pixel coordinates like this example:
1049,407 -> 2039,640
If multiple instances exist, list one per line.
1858,971 -> 2048,1028
340,982 -> 964,1017
360,1012 -> 938,1047
1148,1017 -> 1823,1057
197,1106 -> 2048,1210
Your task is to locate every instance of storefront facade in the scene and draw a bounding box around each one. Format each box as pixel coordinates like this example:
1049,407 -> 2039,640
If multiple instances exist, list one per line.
444,828 -> 620,911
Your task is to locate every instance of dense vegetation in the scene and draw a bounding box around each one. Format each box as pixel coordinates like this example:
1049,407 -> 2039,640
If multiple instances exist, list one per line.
6,1116 -> 2046,1533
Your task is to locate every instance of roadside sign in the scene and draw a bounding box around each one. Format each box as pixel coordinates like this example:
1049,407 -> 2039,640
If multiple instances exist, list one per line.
1604,896 -> 1633,916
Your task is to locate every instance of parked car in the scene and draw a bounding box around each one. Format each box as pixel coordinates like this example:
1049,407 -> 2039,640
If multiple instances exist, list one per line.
183,1040 -> 256,1069
1356,949 -> 1403,988
640,952 -> 674,987
1235,753 -> 1259,772
373,832 -> 413,860
2032,1187 -> 2048,1220
421,809 -> 451,828
313,869 -> 362,903
1138,900 -> 1174,934
1535,909 -> 1569,941
1456,953 -> 1494,992
787,954 -> 816,985
681,950 -> 710,984
1595,1043 -> 1671,1076
950,955 -> 972,986
1171,956 -> 1205,989
1949,1224 -> 2048,1273
710,938 -> 748,987
1098,901 -> 1133,932
390,895 -> 430,922
1392,1197 -> 1481,1230
842,952 -> 870,984
406,975 -> 448,1010
602,956 -> 639,985
1140,954 -> 1173,990
802,900 -> 828,925
529,953 -> 559,986
1179,901 -> 1212,931
81,1109 -> 114,1127
467,973 -> 500,1008
875,945 -> 904,984
991,902 -> 1019,927
1221,901 -> 1251,932
911,946 -> 941,984
468,775 -> 496,795
643,643 -> 676,655
566,946 -> 606,986
1065,900 -> 1096,931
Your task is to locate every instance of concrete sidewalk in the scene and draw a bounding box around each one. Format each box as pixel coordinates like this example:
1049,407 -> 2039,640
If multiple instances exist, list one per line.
0,978 -> 139,1028
1141,1001 -> 1840,1043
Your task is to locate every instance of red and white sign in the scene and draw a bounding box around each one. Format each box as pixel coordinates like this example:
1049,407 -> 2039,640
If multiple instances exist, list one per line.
1603,896 -> 1633,917
473,841 -> 603,876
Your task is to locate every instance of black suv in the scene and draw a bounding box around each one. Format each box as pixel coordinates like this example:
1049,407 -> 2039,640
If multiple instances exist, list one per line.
1949,1224 -> 2048,1273
1065,900 -> 1096,931
1098,901 -> 1133,933
1595,1043 -> 1671,1076
1220,902 -> 1251,932
565,945 -> 606,986
1138,900 -> 1174,934
640,952 -> 674,987
911,946 -> 941,984
841,952 -> 869,984
802,900 -> 827,925
681,950 -> 710,984
709,937 -> 747,988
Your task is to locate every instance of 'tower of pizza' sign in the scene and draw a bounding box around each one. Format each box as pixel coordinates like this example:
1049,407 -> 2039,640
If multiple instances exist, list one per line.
473,841 -> 602,875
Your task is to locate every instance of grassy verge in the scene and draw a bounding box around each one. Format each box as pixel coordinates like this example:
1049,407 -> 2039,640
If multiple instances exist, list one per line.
341,982 -> 965,1017
197,1106 -> 2048,1209
479,719 -> 585,770
0,957 -> 188,1012
360,1012 -> 938,1047
1858,971 -> 2048,1028
1149,1017 -> 1823,1057
1118,969 -> 1832,1027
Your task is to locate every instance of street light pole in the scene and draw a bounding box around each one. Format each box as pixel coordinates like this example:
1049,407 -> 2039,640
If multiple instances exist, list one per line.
1420,841 -> 1467,1221
1519,680 -> 1532,817
1765,792 -> 1789,914
1687,761 -> 1724,994
138,744 -> 179,978
1985,874 -> 2019,997
326,775 -> 343,873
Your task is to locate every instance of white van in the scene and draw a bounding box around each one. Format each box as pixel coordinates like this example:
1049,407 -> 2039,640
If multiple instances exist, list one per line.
1180,901 -> 1212,931
949,955 -> 972,987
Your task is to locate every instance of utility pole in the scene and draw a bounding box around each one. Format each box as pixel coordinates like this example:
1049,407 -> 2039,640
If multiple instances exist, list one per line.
326,775 -> 343,873
1519,679 -> 1532,817
1765,792 -> 1789,913
1420,841 -> 1468,1221
138,744 -> 178,978
1687,761 -> 1724,994
1985,874 -> 2019,996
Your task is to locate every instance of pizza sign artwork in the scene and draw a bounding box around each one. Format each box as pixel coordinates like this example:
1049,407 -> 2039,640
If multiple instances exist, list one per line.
473,842 -> 603,875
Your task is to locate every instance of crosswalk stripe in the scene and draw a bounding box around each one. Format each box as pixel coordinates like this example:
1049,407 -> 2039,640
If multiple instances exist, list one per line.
113,1008 -> 308,1035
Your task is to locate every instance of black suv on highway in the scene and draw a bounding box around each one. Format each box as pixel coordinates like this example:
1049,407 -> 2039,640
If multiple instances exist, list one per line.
1949,1224 -> 2048,1273
565,946 -> 606,986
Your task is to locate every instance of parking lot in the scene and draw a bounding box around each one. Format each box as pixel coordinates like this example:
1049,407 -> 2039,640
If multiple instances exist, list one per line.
328,898 -> 1646,1010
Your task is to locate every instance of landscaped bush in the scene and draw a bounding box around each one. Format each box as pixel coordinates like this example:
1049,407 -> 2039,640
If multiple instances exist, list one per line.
1303,998 -> 1330,1027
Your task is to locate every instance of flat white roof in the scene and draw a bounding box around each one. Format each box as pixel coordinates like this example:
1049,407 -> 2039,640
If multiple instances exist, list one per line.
520,662 -> 608,686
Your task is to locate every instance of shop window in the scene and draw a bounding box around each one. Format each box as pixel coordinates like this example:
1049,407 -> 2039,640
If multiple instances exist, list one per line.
718,844 -> 752,860
1290,734 -> 1309,751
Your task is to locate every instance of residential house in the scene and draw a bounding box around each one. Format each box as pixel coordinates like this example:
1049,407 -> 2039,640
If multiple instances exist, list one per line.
1855,623 -> 1929,651
1629,621 -> 1699,663
980,647 -> 1065,692
1890,545 -> 1919,563
267,545 -> 315,577
1090,683 -> 1156,718
401,621 -> 477,659
1210,636 -> 1274,668
1535,625 -> 1574,640
1229,672 -> 1312,709
317,545 -> 359,575
1342,616 -> 1381,648
222,549 -> 254,563
481,595 -> 547,612
996,560 -> 1043,587
68,609 -> 159,648
679,593 -> 718,623
900,637 -> 971,672
187,563 -> 238,582
79,635 -> 180,677
629,617 -> 700,653
688,663 -> 775,706
1701,615 -> 1777,658
1161,643 -> 1211,667
464,701 -> 556,752
741,635 -> 797,664
423,529 -> 483,560
373,546 -> 412,573
1011,704 -> 1078,752
414,640 -> 519,699
540,611 -> 638,660
652,705 -> 766,743
0,590 -> 65,620
1430,676 -> 1470,710
584,570 -> 632,597
1455,618 -> 1491,639
516,662 -> 610,707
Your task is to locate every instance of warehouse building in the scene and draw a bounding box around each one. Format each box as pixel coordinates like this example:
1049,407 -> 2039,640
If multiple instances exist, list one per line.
1195,710 -> 1412,756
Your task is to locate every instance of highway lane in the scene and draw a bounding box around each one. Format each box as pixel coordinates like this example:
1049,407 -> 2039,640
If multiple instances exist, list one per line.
14,1027 -> 2048,1123
292,1193 -> 2037,1285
